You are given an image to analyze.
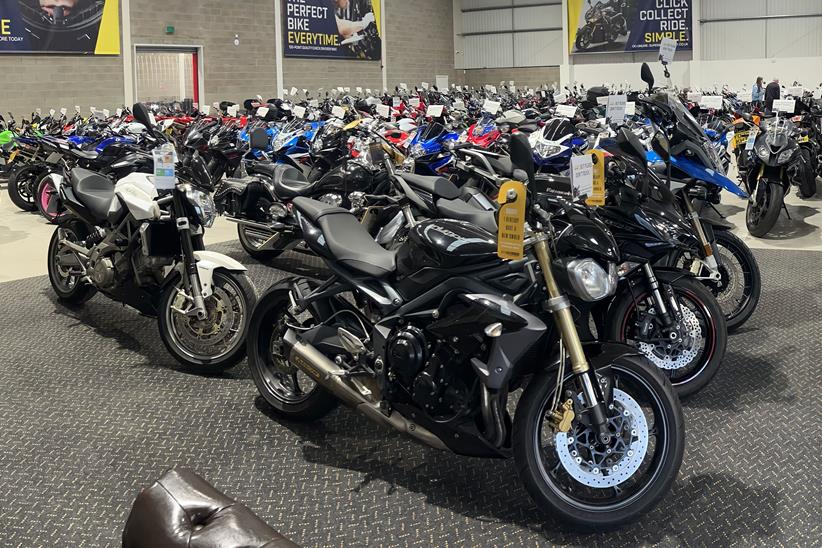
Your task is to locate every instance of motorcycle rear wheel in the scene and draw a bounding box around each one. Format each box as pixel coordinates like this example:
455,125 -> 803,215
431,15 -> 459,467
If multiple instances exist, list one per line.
797,149 -> 817,198
36,174 -> 68,224
746,180 -> 783,237
513,354 -> 684,530
47,222 -> 96,305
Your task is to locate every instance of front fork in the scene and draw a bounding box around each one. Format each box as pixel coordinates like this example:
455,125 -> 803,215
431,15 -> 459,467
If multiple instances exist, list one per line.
173,192 -> 208,321
682,193 -> 720,280
533,237 -> 612,444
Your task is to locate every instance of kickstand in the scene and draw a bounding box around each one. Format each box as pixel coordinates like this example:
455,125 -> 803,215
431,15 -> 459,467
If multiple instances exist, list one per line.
781,202 -> 792,220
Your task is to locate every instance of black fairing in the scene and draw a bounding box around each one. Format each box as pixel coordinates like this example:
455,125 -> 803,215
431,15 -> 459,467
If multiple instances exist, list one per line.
555,207 -> 620,263
396,219 -> 498,275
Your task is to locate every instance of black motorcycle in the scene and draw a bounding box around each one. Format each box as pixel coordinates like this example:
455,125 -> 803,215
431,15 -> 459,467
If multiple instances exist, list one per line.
745,116 -> 816,236
246,135 -> 684,530
575,0 -> 628,51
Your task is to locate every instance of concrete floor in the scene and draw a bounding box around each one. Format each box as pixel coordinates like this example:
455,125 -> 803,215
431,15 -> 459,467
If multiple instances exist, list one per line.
1,173 -> 820,283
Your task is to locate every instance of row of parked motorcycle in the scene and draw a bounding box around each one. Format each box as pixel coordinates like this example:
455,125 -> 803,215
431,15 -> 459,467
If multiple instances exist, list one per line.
1,61 -> 816,531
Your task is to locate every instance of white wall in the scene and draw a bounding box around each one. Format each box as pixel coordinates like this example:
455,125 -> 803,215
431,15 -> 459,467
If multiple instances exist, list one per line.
698,56 -> 822,91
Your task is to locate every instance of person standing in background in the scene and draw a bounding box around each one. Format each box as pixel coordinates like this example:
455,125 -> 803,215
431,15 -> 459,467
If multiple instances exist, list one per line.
765,77 -> 780,112
752,76 -> 765,106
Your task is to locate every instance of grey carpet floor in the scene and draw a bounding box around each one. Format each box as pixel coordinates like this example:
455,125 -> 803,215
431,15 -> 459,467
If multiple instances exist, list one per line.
0,245 -> 820,547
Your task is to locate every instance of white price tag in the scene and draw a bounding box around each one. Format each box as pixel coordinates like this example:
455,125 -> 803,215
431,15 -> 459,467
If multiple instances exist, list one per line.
773,99 -> 796,113
421,82 -> 429,90
456,85 -> 462,91
255,106 -> 269,118
482,99 -> 501,114
293,105 -> 306,118
309,99 -> 319,108
788,86 -> 804,97
152,144 -> 177,190
376,104 -> 390,119
596,96 -> 610,106
75,105 -> 81,113
606,95 -> 627,122
201,105 -> 211,116
658,37 -> 677,64
344,87 -> 350,93
509,80 -> 515,87
213,102 -> 220,109
626,102 -> 636,116
337,86 -> 344,92
116,108 -> 123,117
331,105 -> 346,119
687,92 -> 702,103
148,112 -> 157,126
409,97 -> 421,108
400,83 -> 408,90
745,128 -> 758,151
554,92 -> 568,103
427,104 -> 444,117
392,97 -> 401,108
452,100 -> 466,111
570,155 -> 594,200
60,108 -> 67,116
555,104 -> 578,118
227,105 -> 239,117
739,91 -> 753,103
102,109 -> 110,118
49,109 -> 56,116
700,95 -> 723,109
36,108 -> 42,116
366,88 -> 372,94
290,87 -> 298,96
814,88 -> 822,100
356,87 -> 363,93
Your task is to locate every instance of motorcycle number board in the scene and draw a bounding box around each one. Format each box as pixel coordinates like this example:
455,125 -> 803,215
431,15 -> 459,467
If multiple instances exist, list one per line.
497,181 -> 527,260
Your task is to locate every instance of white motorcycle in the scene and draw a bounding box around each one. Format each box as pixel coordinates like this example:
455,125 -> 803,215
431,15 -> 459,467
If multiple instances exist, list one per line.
46,104 -> 255,372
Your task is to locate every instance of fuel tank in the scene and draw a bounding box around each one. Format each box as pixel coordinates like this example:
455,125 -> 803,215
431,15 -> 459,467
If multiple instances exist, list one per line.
396,219 -> 499,276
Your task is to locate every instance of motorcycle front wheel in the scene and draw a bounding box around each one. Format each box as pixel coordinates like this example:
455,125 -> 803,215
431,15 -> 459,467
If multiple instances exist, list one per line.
158,270 -> 255,373
746,179 -> 783,237
7,164 -> 43,212
669,230 -> 761,332
575,28 -> 592,51
513,354 -> 684,530
607,274 -> 726,397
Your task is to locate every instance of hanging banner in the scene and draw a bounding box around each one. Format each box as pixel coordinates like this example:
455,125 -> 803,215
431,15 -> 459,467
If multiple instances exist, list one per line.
283,0 -> 381,60
568,0 -> 692,54
0,0 -> 120,54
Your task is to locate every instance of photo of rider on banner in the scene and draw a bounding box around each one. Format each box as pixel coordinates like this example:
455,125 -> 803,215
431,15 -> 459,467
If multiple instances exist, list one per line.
0,0 -> 120,54
284,0 -> 381,60
568,0 -> 692,54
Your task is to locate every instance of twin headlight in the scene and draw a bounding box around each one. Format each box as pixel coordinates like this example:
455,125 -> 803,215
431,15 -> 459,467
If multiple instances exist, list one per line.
183,185 -> 216,228
566,259 -> 618,302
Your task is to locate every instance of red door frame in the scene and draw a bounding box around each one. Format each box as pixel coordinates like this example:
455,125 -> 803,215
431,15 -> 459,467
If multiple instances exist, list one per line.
192,50 -> 200,106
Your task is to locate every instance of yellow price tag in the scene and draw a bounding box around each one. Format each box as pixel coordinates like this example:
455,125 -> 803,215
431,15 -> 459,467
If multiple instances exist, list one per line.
497,180 -> 527,260
8,150 -> 18,163
343,119 -> 362,131
586,150 -> 606,206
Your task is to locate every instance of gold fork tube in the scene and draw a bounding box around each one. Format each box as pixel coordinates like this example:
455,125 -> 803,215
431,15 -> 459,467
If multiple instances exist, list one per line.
533,239 -> 590,375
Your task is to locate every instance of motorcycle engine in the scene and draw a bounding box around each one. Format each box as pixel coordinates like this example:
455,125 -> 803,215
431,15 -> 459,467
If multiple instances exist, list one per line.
89,254 -> 118,289
386,326 -> 471,420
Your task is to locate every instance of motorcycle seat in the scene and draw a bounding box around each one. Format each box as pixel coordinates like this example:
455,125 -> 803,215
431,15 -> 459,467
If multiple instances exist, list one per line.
488,156 -> 514,177
436,197 -> 498,233
70,148 -> 98,161
292,197 -> 396,278
399,173 -> 460,200
246,161 -> 278,179
70,167 -> 119,223
272,164 -> 317,199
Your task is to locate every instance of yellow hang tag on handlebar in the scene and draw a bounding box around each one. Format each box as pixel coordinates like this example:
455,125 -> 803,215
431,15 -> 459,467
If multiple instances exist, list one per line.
497,180 -> 527,260
586,150 -> 606,207
343,119 -> 362,131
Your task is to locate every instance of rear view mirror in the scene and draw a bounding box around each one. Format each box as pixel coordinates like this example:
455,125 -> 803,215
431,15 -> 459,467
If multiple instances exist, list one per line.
132,103 -> 153,128
640,63 -> 655,93
509,133 -> 535,183
249,127 -> 270,150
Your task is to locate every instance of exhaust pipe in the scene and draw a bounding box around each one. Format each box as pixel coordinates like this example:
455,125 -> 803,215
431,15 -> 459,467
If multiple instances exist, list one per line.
283,329 -> 447,451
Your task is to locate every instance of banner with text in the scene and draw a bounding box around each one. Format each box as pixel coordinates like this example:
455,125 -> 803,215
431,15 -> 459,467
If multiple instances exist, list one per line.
568,0 -> 692,54
284,0 -> 381,60
0,0 -> 120,54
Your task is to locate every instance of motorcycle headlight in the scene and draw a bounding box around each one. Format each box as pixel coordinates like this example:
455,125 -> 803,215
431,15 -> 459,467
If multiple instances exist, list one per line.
566,259 -> 617,302
409,143 -> 426,158
755,143 -> 770,160
778,148 -> 795,164
183,185 -> 217,228
536,142 -> 562,158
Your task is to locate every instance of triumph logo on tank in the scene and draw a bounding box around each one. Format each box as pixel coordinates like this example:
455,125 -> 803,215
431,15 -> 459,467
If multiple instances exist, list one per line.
283,0 -> 382,60
568,0 -> 692,54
